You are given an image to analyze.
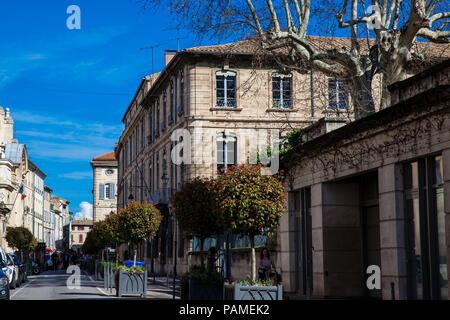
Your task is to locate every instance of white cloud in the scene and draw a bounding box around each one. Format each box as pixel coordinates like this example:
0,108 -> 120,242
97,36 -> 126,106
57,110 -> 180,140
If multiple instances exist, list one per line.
12,110 -> 123,162
73,201 -> 93,220
58,171 -> 92,180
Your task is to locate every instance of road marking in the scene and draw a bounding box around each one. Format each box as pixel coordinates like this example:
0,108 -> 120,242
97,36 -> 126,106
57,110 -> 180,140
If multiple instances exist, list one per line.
10,278 -> 37,299
84,271 -> 114,297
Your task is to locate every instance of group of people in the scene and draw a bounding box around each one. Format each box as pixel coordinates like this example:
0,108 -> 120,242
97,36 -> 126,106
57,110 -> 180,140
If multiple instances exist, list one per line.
44,251 -> 80,271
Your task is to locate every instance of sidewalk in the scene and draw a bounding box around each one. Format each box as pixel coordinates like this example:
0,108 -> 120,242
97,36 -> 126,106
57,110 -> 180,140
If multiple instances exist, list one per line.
84,271 -> 180,299
147,274 -> 181,292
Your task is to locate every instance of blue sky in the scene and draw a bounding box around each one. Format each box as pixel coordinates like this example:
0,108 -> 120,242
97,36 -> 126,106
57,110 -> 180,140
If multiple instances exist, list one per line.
0,1 -> 215,219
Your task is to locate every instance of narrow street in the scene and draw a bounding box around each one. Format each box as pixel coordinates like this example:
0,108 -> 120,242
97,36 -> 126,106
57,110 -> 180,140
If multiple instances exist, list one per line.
9,270 -> 179,300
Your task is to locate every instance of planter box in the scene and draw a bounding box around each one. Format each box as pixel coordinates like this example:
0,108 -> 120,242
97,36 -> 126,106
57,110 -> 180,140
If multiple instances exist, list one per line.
188,279 -> 223,300
117,270 -> 147,298
224,284 -> 283,300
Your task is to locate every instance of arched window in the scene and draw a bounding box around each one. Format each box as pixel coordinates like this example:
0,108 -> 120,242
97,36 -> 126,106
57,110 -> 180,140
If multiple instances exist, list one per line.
272,73 -> 292,109
216,70 -> 236,108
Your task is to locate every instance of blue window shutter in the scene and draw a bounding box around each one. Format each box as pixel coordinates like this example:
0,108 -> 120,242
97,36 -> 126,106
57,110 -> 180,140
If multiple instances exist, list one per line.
99,184 -> 105,200
110,184 -> 115,200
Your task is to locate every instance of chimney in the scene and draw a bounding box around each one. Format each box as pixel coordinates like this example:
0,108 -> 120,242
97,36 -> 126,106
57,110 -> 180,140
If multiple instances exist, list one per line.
164,50 -> 178,66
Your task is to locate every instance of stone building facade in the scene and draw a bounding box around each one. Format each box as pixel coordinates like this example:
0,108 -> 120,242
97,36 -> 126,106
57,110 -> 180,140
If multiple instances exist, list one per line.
91,151 -> 118,223
71,219 -> 93,252
0,108 -> 72,253
280,59 -> 450,300
115,38 -> 448,280
115,38 -> 379,277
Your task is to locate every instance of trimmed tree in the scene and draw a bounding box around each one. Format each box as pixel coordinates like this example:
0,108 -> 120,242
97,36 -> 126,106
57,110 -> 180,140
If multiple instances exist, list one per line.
118,201 -> 163,266
215,164 -> 287,282
5,227 -> 37,262
171,177 -> 229,269
82,230 -> 103,255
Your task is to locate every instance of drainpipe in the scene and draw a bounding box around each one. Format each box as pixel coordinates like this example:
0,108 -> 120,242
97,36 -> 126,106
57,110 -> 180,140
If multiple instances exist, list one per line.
32,172 -> 35,238
310,68 -> 315,118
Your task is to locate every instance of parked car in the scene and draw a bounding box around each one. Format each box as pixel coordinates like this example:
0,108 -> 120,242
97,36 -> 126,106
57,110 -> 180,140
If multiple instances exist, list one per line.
5,254 -> 20,289
9,254 -> 25,284
0,246 -> 14,289
0,268 -> 9,300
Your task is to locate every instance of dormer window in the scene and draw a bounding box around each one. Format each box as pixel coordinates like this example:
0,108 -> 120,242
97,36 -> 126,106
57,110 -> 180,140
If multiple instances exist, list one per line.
272,73 -> 292,109
216,70 -> 236,108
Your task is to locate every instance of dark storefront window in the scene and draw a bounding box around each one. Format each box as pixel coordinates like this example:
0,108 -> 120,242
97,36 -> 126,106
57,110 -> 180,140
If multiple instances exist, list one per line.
404,155 -> 447,300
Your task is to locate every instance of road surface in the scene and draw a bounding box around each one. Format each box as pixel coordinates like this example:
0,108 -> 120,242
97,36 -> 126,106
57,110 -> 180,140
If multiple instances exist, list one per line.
10,269 -> 179,300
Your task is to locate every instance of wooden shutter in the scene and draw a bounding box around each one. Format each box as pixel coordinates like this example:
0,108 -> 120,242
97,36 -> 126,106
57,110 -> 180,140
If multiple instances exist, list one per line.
99,184 -> 105,200
110,184 -> 115,200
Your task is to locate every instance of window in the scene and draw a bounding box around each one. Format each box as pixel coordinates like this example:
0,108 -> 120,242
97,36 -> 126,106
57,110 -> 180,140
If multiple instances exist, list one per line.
328,78 -> 348,110
272,73 -> 292,109
100,183 -> 115,200
217,136 -> 237,173
169,82 -> 174,123
179,73 -> 184,113
79,234 -> 83,243
162,92 -> 167,129
141,120 -> 145,150
404,155 -> 447,300
216,70 -> 236,108
156,101 -> 160,135
149,111 -> 153,144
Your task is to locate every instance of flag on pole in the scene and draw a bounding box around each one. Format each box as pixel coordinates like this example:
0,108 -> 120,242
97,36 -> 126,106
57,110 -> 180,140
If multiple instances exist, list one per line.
19,184 -> 26,200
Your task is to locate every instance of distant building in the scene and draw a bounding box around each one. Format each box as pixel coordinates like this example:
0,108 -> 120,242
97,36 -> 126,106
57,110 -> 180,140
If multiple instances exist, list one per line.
71,219 -> 93,252
28,160 -> 46,244
43,186 -> 54,250
91,151 -> 117,223
0,107 -> 29,251
51,195 -> 71,251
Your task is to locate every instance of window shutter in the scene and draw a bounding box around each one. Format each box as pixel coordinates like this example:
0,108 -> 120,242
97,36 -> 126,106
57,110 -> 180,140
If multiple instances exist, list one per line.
99,184 -> 105,200
227,137 -> 237,165
110,184 -> 115,200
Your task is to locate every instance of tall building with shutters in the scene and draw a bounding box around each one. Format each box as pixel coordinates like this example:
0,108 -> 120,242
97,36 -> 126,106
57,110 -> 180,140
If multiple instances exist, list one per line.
91,152 -> 118,223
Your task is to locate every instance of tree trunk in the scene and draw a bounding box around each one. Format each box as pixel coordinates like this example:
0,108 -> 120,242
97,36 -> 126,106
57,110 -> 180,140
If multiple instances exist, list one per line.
250,235 -> 256,282
380,65 -> 407,110
349,74 -> 376,119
